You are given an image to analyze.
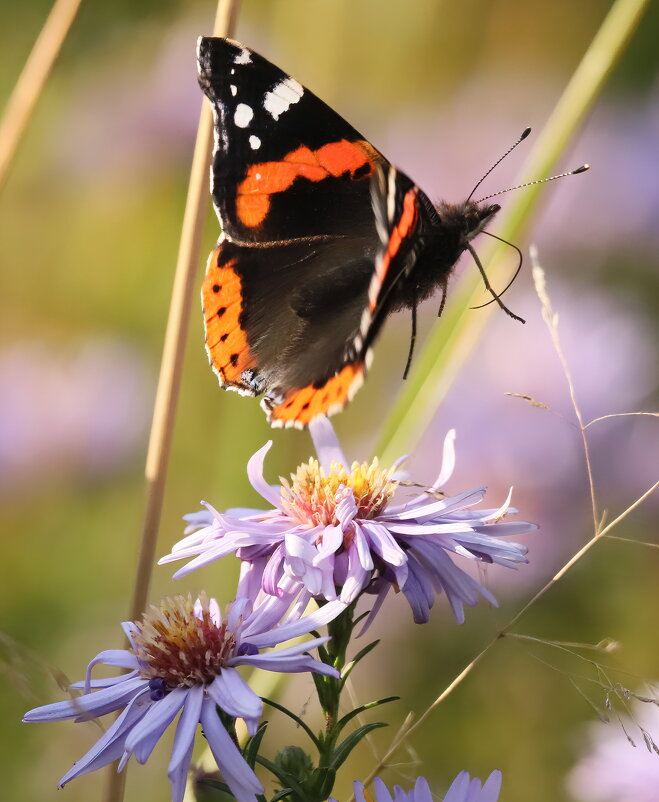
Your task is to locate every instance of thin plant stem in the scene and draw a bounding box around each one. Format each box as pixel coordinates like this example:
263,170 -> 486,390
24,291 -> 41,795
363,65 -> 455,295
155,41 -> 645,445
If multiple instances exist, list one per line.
531,253 -> 599,530
0,0 -> 84,193
357,479 -> 658,793
377,0 -> 649,465
103,4 -> 240,802
585,412 -> 659,428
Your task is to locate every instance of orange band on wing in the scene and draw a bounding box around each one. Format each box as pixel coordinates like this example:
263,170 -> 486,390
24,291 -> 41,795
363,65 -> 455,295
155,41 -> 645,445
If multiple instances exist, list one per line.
202,249 -> 257,388
369,188 -> 418,313
267,361 -> 366,428
236,139 -> 376,228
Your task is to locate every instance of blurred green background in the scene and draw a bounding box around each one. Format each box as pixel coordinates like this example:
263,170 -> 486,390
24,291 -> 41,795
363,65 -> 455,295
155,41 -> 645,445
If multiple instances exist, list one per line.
1,1 -> 658,800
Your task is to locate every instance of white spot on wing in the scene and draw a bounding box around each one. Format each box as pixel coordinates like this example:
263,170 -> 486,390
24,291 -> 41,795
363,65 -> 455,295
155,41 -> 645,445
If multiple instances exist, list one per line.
255,172 -> 262,180
234,48 -> 252,65
263,78 -> 304,120
249,135 -> 261,150
234,103 -> 254,128
230,84 -> 237,96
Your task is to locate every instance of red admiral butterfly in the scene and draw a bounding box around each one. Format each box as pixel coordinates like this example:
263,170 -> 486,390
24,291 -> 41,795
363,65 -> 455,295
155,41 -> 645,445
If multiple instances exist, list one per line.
197,37 -> 526,428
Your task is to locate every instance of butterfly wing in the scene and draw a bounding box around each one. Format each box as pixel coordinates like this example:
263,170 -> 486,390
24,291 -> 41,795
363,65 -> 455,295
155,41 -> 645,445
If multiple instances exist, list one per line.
197,37 -> 384,243
202,236 -> 375,427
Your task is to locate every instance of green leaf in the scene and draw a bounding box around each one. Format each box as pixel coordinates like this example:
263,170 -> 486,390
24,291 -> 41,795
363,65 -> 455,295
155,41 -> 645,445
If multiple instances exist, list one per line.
335,697 -> 399,735
340,639 -> 380,686
270,789 -> 295,802
310,766 -> 336,800
330,722 -> 388,770
255,755 -> 308,801
243,720 -> 268,768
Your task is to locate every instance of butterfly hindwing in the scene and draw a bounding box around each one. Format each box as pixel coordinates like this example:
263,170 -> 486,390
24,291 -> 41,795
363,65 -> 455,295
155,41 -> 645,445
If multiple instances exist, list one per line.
202,236 -> 377,426
198,37 -> 384,243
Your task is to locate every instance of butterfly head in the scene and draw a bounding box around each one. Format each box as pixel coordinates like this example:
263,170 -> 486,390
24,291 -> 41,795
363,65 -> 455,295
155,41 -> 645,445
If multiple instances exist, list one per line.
435,199 -> 500,249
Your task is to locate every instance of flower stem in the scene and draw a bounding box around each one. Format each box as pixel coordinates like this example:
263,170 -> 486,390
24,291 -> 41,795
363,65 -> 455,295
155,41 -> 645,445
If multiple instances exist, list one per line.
103,4 -> 240,802
0,0 -> 84,194
376,0 -> 650,465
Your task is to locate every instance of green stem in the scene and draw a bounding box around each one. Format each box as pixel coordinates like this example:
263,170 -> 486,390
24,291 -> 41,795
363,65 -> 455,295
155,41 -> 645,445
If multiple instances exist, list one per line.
376,0 -> 649,464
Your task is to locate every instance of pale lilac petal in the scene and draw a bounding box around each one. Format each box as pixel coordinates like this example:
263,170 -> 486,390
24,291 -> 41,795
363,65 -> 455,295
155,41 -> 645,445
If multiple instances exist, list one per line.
353,524 -> 375,570
70,671 -> 139,690
208,669 -> 262,735
200,698 -> 263,802
465,778 -> 483,802
230,636 -> 330,666
244,599 -> 347,648
373,777 -> 394,802
388,487 -> 486,522
246,441 -> 282,508
235,652 -> 338,676
23,676 -> 147,722
413,776 -> 433,802
361,521 -> 406,567
356,584 -> 390,636
168,684 -> 203,796
124,687 -> 188,764
444,771 -> 470,802
335,490 -> 358,528
309,415 -> 347,470
351,782 -> 370,802
84,650 -> 139,692
227,597 -> 251,630
57,688 -> 151,786
478,771 -> 502,802
339,541 -> 370,603
313,524 -> 343,563
284,588 -> 313,622
262,543 -> 286,595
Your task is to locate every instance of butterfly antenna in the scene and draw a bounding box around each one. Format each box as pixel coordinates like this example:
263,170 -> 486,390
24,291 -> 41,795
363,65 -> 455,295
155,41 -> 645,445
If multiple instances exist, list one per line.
474,164 -> 589,204
470,231 -> 523,310
466,243 -> 525,323
466,127 -> 532,202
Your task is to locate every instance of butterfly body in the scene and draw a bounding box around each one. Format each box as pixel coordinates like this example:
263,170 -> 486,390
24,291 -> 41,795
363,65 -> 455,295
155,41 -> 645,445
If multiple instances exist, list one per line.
198,37 -> 498,427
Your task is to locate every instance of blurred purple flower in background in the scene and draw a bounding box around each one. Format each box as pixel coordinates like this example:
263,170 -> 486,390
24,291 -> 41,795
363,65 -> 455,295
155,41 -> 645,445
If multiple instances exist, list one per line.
0,338 -> 151,493
23,593 -> 343,802
335,769 -> 502,802
161,418 -> 534,625
567,696 -> 659,802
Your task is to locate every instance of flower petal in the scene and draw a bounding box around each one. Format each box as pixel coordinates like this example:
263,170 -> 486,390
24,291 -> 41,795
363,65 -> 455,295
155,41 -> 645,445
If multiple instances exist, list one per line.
478,770 -> 502,802
23,676 -> 147,722
244,599 -> 347,648
124,687 -> 188,764
199,698 -> 263,802
444,770 -> 470,802
84,650 -> 140,693
208,669 -> 262,735
57,688 -> 151,787
168,684 -> 203,796
309,415 -> 347,470
247,441 -> 282,508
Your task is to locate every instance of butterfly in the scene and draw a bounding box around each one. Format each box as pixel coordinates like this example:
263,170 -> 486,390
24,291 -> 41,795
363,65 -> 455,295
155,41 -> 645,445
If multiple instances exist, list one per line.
197,36 -> 506,429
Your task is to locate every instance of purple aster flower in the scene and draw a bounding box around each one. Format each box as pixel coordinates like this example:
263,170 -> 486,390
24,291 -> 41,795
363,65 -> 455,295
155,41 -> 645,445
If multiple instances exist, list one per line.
23,593 -> 343,802
160,417 -> 535,625
332,769 -> 502,802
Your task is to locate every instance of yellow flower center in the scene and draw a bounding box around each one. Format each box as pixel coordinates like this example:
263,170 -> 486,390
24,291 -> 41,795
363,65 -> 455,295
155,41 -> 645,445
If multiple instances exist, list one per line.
280,457 -> 398,527
131,594 -> 234,688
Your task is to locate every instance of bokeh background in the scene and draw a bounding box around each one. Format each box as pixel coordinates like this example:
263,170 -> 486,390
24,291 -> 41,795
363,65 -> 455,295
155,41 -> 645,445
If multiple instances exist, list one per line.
1,1 -> 658,800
